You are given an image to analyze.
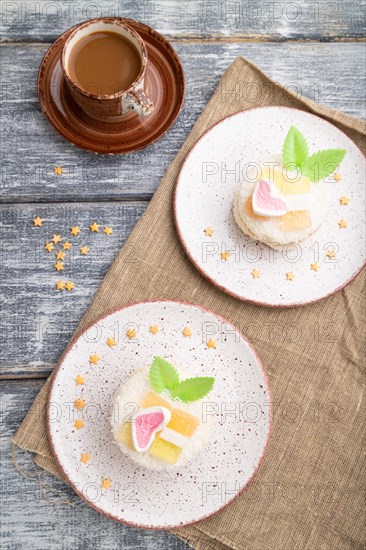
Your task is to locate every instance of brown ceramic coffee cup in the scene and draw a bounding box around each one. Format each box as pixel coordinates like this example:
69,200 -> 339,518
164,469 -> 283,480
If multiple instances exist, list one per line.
62,18 -> 154,120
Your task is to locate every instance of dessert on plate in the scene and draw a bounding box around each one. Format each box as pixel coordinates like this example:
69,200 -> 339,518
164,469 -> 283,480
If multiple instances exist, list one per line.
233,126 -> 347,249
111,356 -> 215,470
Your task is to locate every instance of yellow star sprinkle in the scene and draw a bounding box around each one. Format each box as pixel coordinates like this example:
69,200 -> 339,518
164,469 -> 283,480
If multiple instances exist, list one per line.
54,165 -> 63,175
56,250 -> 65,261
89,353 -> 100,364
62,241 -> 72,250
251,269 -> 261,279
101,478 -> 111,489
74,398 -> 86,410
103,226 -> 113,236
70,226 -> 80,236
182,327 -> 192,337
80,453 -> 90,464
204,227 -> 214,237
79,246 -> 89,256
338,219 -> 347,229
64,281 -> 75,292
339,196 -> 349,205
126,328 -> 137,339
326,249 -> 336,259
221,251 -> 231,262
310,263 -> 320,272
90,222 -> 99,233
149,325 -> 159,335
75,374 -> 85,385
207,339 -> 217,349
55,280 -> 65,291
44,242 -> 54,253
51,234 -> 61,244
333,172 -> 342,182
286,272 -> 295,281
106,337 -> 116,348
33,216 -> 43,227
54,261 -> 64,272
74,419 -> 85,430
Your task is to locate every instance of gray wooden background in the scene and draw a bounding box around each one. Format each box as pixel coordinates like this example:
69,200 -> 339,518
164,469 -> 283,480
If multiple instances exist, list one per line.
1,1 -> 365,548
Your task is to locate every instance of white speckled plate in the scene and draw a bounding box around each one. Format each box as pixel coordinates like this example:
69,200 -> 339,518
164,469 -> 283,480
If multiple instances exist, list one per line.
47,300 -> 271,529
174,107 -> 365,306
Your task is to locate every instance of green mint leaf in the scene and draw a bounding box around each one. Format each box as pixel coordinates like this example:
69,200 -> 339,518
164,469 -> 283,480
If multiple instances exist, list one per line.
149,357 -> 180,393
301,149 -> 347,182
282,126 -> 309,167
171,377 -> 215,403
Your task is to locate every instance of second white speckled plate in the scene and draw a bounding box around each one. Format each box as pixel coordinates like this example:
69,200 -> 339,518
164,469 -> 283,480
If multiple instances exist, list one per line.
47,300 -> 271,529
174,107 -> 365,306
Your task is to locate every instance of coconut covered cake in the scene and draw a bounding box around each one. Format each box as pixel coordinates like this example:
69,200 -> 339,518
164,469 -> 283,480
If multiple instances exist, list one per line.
111,357 -> 215,471
233,126 -> 347,249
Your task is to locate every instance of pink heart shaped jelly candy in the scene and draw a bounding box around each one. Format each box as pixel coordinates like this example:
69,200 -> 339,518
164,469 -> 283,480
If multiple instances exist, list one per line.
252,180 -> 288,217
135,412 -> 165,448
131,406 -> 171,452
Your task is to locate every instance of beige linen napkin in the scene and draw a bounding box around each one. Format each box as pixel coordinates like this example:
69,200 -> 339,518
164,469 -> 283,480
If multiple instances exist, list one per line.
13,57 -> 365,550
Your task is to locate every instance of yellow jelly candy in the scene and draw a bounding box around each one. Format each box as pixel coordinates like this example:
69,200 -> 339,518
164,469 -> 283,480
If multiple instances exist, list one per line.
149,437 -> 182,464
280,211 -> 311,231
140,391 -> 173,411
168,408 -> 199,437
260,167 -> 311,195
115,422 -> 134,450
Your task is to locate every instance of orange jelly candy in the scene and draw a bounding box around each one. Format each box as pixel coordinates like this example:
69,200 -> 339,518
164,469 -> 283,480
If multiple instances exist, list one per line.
140,391 -> 173,411
280,211 -> 311,231
167,408 -> 200,437
244,197 -> 270,221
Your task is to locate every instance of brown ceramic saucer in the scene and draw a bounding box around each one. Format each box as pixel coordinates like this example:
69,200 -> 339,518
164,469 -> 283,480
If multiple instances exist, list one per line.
38,19 -> 185,154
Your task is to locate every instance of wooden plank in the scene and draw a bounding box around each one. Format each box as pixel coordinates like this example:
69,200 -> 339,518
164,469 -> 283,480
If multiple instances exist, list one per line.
0,202 -> 147,378
0,0 -> 365,42
0,379 -> 189,549
1,42 -> 365,203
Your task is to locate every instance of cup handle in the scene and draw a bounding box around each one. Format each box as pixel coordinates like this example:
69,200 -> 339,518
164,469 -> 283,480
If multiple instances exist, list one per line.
123,89 -> 154,116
